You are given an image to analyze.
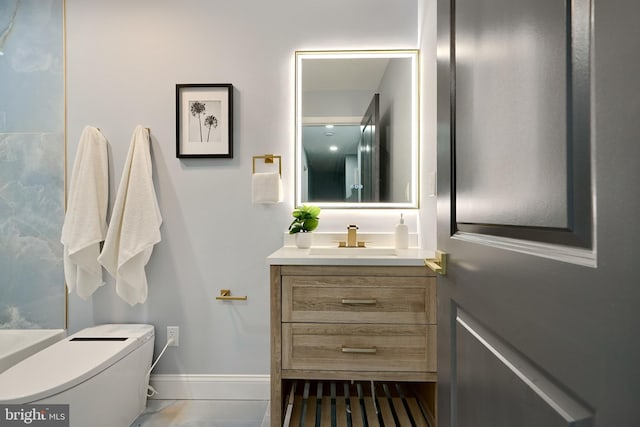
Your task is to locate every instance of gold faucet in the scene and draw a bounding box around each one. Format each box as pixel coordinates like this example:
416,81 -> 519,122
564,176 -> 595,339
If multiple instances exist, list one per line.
347,225 -> 358,247
338,225 -> 365,248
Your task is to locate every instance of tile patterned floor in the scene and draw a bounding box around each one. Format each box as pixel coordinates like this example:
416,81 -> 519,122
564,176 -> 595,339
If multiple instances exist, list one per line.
130,400 -> 270,427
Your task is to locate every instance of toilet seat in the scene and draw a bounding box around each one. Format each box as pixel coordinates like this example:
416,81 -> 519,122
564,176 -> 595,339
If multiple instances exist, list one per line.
0,324 -> 154,404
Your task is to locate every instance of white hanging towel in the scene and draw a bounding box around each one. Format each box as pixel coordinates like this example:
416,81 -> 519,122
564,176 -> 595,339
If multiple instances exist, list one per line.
61,126 -> 109,299
252,172 -> 283,204
98,126 -> 162,306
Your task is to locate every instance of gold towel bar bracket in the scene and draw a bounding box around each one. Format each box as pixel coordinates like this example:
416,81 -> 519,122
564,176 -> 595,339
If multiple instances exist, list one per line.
252,154 -> 282,176
216,289 -> 248,301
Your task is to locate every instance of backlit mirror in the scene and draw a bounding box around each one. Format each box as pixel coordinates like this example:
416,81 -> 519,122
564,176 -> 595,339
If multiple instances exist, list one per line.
295,50 -> 419,208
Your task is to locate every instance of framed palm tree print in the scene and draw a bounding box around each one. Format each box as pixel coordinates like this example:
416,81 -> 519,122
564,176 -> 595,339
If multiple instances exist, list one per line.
176,83 -> 233,158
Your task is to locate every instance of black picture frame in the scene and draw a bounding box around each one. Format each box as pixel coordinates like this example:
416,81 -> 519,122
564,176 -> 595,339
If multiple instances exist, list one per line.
176,83 -> 233,158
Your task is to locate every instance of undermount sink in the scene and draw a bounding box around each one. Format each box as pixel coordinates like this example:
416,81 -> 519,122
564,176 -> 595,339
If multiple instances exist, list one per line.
308,247 -> 398,256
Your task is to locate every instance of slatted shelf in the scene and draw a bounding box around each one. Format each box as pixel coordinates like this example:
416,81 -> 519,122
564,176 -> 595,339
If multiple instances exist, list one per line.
283,380 -> 433,427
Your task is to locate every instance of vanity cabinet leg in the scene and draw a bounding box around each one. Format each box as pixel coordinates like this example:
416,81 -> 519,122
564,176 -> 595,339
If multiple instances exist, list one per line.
270,265 -> 283,426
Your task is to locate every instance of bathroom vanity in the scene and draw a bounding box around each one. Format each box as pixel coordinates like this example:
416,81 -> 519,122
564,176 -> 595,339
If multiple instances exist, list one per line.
268,247 -> 437,426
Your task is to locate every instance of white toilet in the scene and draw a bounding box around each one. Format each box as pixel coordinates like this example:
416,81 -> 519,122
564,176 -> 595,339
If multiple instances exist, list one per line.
0,324 -> 154,427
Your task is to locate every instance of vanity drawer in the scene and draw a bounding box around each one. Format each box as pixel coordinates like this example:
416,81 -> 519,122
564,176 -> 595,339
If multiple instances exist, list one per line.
282,276 -> 435,324
282,323 -> 437,373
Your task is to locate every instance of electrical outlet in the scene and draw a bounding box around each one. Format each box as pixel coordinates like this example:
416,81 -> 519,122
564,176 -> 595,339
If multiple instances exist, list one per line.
167,326 -> 179,347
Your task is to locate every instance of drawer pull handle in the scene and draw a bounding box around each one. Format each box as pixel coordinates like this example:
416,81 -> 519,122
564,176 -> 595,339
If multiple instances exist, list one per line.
341,299 -> 377,305
341,346 -> 377,354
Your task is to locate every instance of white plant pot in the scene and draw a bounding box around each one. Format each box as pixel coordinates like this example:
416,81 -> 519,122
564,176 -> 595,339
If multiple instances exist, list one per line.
295,232 -> 313,249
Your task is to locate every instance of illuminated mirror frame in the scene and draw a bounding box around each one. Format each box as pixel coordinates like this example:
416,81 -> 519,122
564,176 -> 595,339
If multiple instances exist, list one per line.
295,50 -> 419,209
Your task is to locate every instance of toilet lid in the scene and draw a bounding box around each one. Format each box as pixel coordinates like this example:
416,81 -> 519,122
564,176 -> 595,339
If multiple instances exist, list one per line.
0,324 -> 153,404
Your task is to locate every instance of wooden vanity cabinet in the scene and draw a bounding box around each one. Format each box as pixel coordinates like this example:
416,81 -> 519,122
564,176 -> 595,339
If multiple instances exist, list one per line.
271,265 -> 437,426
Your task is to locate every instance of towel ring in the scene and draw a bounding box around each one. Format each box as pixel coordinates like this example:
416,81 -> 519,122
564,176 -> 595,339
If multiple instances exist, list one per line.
252,154 -> 282,176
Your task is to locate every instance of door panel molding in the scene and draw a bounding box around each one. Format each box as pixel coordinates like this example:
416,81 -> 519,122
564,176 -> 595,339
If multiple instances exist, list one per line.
450,0 -> 594,249
453,306 -> 594,426
453,231 -> 596,267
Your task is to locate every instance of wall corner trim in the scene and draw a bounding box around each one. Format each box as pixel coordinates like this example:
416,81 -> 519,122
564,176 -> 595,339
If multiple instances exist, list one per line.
148,374 -> 270,400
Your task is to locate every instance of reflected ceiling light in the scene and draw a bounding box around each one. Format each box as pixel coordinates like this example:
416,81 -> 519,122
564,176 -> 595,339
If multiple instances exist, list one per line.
329,145 -> 338,152
324,132 -> 334,136
325,124 -> 334,129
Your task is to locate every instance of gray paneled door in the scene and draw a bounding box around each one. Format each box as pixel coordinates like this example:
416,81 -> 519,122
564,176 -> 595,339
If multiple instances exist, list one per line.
435,0 -> 640,426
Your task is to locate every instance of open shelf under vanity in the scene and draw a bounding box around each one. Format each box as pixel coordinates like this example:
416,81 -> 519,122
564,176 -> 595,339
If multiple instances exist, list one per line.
283,379 -> 435,427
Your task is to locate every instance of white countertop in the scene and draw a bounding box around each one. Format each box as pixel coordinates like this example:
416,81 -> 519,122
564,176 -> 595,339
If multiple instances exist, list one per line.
267,246 -> 434,266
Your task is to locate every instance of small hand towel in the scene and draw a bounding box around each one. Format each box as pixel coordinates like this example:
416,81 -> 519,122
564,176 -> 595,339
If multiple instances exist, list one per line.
61,126 -> 109,299
252,172 -> 283,204
98,126 -> 162,306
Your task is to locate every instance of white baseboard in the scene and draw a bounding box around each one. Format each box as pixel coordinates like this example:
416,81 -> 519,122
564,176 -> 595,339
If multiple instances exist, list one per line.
149,374 -> 270,400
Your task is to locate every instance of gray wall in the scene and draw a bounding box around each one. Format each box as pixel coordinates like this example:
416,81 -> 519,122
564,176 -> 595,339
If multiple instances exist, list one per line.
65,0 -> 421,375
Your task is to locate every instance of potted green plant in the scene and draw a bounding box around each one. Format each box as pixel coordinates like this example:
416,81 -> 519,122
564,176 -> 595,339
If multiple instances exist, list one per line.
288,205 -> 320,248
